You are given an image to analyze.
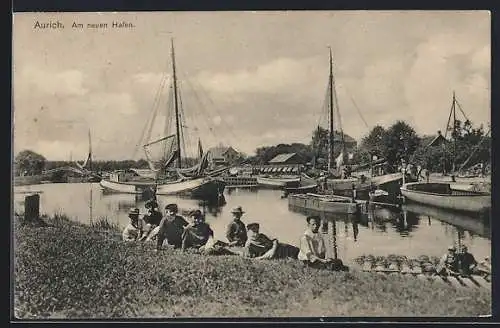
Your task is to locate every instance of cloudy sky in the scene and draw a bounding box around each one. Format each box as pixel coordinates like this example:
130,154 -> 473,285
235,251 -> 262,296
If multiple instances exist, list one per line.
13,11 -> 490,160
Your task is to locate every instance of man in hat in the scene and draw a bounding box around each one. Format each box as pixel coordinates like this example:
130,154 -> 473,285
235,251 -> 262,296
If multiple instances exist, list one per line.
139,199 -> 163,241
122,208 -> 143,242
182,210 -> 214,250
226,206 -> 248,247
156,203 -> 189,251
436,245 -> 459,275
298,216 -> 348,271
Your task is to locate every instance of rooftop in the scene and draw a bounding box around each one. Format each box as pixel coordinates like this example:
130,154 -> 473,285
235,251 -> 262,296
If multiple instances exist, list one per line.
269,152 -> 298,163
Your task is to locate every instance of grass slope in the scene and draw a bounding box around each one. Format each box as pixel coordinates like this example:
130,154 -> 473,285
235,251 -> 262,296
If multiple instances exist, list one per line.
13,214 -> 491,319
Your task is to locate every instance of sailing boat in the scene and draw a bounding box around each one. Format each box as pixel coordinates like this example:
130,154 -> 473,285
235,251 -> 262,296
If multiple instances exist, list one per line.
69,129 -> 101,183
99,39 -> 226,201
317,47 -> 402,199
400,92 -> 491,213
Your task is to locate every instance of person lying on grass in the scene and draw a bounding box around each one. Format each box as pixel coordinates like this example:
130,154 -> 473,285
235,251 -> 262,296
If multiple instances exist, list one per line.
240,223 -> 299,260
242,223 -> 278,259
298,215 -> 348,271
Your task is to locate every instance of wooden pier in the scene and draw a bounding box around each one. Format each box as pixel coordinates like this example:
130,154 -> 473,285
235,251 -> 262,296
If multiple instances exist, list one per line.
223,176 -> 258,188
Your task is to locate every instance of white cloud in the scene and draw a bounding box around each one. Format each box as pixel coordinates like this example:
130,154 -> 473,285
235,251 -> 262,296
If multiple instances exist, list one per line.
14,66 -> 88,97
88,92 -> 137,116
12,12 -> 490,160
471,45 -> 490,73
196,56 -> 324,98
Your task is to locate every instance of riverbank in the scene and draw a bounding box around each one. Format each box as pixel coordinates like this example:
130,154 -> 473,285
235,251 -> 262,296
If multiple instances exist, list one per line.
13,214 -> 490,319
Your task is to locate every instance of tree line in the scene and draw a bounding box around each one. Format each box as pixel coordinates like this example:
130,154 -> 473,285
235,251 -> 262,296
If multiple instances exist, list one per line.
246,119 -> 490,174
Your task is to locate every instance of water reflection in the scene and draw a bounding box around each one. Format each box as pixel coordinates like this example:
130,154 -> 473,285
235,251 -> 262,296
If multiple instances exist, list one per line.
402,202 -> 490,239
13,183 -> 491,263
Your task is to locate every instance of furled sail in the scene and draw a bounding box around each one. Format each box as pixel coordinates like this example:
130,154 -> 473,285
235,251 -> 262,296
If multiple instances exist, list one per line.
143,134 -> 177,172
174,151 -> 211,177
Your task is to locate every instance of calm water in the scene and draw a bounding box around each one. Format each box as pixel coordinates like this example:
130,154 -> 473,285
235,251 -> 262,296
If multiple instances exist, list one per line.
13,183 -> 491,264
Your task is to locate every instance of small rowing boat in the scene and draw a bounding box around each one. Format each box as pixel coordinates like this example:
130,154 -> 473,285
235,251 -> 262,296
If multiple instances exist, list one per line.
400,182 -> 490,213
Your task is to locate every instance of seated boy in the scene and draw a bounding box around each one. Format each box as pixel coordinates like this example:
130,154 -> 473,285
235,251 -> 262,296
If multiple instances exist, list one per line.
298,215 -> 348,271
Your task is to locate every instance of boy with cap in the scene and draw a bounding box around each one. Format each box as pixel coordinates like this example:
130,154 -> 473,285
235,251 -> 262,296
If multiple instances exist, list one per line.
139,199 -> 163,241
122,208 -> 143,242
243,223 -> 278,259
182,210 -> 214,250
156,203 -> 189,251
226,206 -> 248,247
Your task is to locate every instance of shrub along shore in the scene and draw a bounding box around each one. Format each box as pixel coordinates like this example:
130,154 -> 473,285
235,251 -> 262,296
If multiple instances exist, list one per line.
13,213 -> 491,319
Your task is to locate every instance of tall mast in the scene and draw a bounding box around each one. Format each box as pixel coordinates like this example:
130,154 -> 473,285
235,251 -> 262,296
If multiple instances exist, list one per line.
171,38 -> 182,168
452,91 -> 457,174
88,128 -> 92,171
328,47 -> 334,173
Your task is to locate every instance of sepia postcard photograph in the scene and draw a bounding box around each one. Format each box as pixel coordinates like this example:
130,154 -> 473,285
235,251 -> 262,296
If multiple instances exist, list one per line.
12,10 -> 491,319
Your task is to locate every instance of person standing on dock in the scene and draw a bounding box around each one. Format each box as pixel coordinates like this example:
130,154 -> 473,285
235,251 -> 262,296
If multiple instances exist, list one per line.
156,204 -> 189,251
226,206 -> 248,247
298,216 -> 348,271
122,208 -> 143,242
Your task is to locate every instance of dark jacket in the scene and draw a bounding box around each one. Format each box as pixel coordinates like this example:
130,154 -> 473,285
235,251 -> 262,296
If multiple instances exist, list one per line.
144,210 -> 163,226
226,220 -> 248,246
158,215 -> 189,246
182,222 -> 214,249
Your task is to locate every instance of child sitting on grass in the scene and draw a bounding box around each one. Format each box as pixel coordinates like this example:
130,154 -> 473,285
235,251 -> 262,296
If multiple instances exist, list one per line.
298,215 -> 348,271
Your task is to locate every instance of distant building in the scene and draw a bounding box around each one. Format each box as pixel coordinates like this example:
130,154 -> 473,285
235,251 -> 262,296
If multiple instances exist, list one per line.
333,131 -> 357,151
208,145 -> 240,165
426,131 -> 448,148
268,152 -> 306,165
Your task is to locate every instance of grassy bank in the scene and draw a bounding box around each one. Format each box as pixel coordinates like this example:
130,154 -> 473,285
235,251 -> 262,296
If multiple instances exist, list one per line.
13,214 -> 490,319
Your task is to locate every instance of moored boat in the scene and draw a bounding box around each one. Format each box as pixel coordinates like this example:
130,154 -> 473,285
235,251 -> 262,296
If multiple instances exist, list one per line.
256,175 -> 301,188
288,193 -> 360,215
98,38 -> 227,201
284,174 -> 318,195
400,182 -> 491,213
100,175 -> 225,199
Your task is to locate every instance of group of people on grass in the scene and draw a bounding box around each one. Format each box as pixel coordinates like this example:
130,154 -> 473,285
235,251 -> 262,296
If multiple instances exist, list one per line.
122,199 -> 348,271
436,244 -> 487,277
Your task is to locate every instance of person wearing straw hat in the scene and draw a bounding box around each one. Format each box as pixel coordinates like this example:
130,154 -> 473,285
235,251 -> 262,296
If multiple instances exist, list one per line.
226,206 -> 248,247
122,208 -> 144,242
436,245 -> 459,276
